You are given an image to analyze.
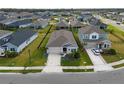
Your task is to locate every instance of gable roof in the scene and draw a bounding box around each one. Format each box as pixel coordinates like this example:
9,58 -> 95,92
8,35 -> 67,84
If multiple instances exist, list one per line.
79,25 -> 105,34
56,21 -> 69,27
46,30 -> 78,47
69,20 -> 83,27
2,29 -> 37,46
8,19 -> 32,27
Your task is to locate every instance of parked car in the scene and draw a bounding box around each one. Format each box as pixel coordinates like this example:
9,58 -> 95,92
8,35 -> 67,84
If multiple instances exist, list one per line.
91,48 -> 100,55
116,22 -> 121,25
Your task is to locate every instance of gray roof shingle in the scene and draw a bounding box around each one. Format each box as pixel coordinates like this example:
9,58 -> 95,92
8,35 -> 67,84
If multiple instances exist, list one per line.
46,30 -> 78,47
3,29 -> 37,46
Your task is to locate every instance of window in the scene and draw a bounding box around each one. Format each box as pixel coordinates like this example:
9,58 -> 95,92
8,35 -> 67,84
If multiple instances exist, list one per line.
71,49 -> 76,52
10,48 -> 15,51
92,35 -> 97,39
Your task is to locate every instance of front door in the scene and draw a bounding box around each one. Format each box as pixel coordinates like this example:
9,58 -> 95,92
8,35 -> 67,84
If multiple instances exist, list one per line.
98,44 -> 102,49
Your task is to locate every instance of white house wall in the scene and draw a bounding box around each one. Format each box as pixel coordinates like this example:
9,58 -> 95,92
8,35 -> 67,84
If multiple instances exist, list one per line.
0,47 -> 5,56
3,42 -> 18,51
66,47 -> 78,53
47,47 -> 63,54
89,32 -> 99,40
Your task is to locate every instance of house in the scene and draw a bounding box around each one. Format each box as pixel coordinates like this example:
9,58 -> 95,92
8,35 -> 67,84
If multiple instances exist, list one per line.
7,19 -> 33,28
56,21 -> 69,30
0,29 -> 38,54
77,13 -> 93,23
78,25 -> 111,49
0,14 -> 6,21
0,30 -> 13,56
46,30 -> 78,54
30,20 -> 48,29
69,20 -> 83,28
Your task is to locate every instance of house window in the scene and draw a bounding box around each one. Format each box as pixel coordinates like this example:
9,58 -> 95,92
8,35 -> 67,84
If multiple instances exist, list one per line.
10,48 -> 15,51
71,49 -> 76,52
92,35 -> 97,39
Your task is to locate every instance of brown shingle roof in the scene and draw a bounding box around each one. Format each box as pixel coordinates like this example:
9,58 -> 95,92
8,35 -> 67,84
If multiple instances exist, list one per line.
46,30 -> 78,47
79,25 -> 104,34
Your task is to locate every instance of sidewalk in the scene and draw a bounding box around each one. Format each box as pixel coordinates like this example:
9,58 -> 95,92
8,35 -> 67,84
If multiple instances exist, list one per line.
85,49 -> 113,72
109,59 -> 124,66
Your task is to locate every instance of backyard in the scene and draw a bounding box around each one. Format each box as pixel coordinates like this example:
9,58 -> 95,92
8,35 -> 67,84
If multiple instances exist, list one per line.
0,25 -> 55,67
102,25 -> 124,63
61,28 -> 93,66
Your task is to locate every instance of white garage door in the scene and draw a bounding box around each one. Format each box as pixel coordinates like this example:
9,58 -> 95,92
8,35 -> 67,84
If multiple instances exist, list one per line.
47,47 -> 62,54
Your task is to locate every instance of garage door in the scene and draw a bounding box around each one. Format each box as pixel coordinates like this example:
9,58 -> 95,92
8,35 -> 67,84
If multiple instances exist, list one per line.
47,47 -> 62,54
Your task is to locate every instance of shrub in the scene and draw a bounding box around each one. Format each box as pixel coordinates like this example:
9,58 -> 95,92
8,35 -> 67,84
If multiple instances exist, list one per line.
102,49 -> 116,55
109,49 -> 116,55
5,51 -> 18,58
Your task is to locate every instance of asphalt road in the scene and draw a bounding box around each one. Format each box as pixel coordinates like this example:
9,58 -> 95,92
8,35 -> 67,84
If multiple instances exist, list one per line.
94,15 -> 124,31
0,68 -> 124,84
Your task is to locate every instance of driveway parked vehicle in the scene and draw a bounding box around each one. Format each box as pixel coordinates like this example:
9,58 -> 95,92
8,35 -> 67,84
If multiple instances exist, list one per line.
91,48 -> 100,55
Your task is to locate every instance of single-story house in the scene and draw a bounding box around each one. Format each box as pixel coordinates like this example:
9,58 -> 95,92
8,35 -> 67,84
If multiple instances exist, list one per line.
30,20 -> 48,29
78,25 -> 111,49
46,30 -> 78,54
69,20 -> 83,28
7,19 -> 33,28
56,21 -> 69,30
0,29 -> 38,55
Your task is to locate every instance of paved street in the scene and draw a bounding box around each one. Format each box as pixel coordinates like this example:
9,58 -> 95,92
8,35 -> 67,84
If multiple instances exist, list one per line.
0,68 -> 124,84
86,49 -> 113,71
42,54 -> 63,73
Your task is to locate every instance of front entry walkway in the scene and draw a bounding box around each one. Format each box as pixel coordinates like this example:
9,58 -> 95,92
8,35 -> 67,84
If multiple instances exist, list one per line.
42,54 -> 63,73
86,49 -> 113,72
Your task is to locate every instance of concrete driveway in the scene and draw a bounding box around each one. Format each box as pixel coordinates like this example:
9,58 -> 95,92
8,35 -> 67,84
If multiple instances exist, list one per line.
43,54 -> 62,73
86,49 -> 113,72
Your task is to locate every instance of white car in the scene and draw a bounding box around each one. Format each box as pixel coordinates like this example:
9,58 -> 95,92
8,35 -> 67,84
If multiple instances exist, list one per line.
91,49 -> 100,55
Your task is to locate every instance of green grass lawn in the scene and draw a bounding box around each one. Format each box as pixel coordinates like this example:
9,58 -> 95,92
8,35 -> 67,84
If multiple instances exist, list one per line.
102,25 -> 124,63
61,28 -> 93,66
63,69 -> 94,72
0,25 -> 54,66
112,63 -> 124,68
0,69 -> 42,73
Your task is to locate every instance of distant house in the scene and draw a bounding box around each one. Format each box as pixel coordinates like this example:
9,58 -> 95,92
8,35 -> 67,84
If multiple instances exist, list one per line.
56,21 -> 69,30
30,20 -> 48,29
0,29 -> 38,55
77,13 -> 93,23
7,19 -> 33,28
46,30 -> 78,54
0,14 -> 6,21
78,25 -> 111,49
69,20 -> 83,28
0,30 -> 13,56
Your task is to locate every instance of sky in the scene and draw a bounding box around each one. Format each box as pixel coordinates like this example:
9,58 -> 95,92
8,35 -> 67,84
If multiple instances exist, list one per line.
0,0 -> 123,9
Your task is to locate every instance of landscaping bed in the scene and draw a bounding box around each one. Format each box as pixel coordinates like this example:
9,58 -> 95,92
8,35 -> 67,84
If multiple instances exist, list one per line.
63,69 -> 94,72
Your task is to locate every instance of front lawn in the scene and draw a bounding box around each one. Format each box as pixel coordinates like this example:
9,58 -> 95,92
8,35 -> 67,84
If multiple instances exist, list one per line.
0,69 -> 42,73
112,63 -> 124,68
63,69 -> 94,72
61,28 -> 93,66
0,25 -> 54,66
102,25 -> 124,63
